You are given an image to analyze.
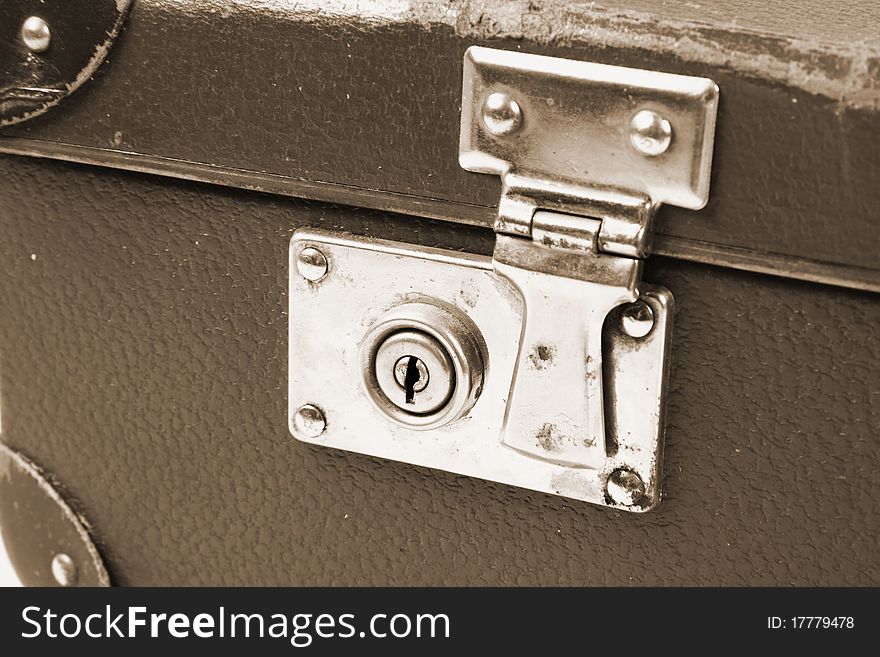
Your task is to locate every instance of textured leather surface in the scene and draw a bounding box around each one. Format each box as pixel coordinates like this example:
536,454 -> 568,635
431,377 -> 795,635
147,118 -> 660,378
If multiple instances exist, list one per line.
0,155 -> 877,585
2,0 -> 879,273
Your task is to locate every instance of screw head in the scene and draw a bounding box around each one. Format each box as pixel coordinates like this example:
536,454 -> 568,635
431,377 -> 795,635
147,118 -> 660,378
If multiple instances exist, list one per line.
50,553 -> 77,587
606,469 -> 645,507
292,404 -> 326,438
21,16 -> 51,54
629,110 -> 672,156
481,91 -> 523,137
621,300 -> 655,338
296,247 -> 328,282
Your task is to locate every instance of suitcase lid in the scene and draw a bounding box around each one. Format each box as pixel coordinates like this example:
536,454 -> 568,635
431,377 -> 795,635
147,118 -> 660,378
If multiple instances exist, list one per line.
1,0 -> 878,291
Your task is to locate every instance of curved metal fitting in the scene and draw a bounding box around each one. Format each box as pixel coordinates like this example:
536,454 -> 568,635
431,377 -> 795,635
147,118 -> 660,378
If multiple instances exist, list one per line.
0,0 -> 133,126
0,442 -> 110,586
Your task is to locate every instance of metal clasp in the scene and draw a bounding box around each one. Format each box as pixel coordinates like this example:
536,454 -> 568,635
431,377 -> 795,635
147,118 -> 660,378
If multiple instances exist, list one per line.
493,213 -> 641,467
287,48 -> 719,513
460,47 -> 718,478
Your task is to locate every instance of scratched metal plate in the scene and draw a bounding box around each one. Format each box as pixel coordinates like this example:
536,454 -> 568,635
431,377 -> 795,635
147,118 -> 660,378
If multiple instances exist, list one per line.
288,229 -> 672,510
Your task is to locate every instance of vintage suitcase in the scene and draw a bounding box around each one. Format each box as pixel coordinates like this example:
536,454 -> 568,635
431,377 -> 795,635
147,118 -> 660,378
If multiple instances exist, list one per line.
0,0 -> 877,587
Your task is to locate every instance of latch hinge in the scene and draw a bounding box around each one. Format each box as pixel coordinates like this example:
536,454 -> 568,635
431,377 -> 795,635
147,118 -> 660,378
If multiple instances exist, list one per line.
495,172 -> 655,258
460,46 -> 719,258
459,46 -> 718,484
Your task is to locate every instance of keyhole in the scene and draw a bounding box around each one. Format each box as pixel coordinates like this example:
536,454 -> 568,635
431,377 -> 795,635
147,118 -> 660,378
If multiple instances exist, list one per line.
403,357 -> 420,404
394,355 -> 430,405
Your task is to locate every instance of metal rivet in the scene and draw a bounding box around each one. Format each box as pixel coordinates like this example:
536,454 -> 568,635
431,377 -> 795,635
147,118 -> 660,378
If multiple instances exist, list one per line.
621,300 -> 654,338
292,404 -> 326,438
51,553 -> 77,587
481,91 -> 523,137
606,469 -> 645,506
21,16 -> 51,54
629,110 -> 672,156
296,247 -> 328,282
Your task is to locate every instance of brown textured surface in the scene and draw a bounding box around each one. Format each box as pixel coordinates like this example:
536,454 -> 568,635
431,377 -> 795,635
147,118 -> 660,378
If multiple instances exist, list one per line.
2,0 -> 879,277
575,0 -> 880,44
0,155 -> 877,585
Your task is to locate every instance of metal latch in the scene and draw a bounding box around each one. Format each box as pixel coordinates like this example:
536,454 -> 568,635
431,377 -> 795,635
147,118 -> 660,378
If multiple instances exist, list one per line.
460,46 -> 719,472
288,48 -> 718,511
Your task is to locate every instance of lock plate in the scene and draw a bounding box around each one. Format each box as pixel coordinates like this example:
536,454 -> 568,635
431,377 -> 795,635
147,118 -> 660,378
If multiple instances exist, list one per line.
288,229 -> 673,511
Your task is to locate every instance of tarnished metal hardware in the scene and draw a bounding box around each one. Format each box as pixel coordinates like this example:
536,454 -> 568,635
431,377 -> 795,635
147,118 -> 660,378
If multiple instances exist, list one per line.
50,553 -> 77,587
291,404 -> 326,439
20,16 -> 52,54
464,47 -> 716,503
0,0 -> 132,126
288,49 -> 716,511
296,246 -> 329,282
460,46 -> 719,248
358,301 -> 486,430
289,230 -> 673,510
0,443 -> 110,586
491,213 -> 643,468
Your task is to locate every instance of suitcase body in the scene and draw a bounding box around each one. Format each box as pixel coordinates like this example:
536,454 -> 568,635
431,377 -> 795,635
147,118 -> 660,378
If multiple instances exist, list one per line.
0,0 -> 877,585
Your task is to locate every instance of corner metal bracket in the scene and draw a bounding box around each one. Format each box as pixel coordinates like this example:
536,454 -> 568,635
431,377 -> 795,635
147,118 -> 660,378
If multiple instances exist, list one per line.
0,442 -> 110,586
0,0 -> 133,127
